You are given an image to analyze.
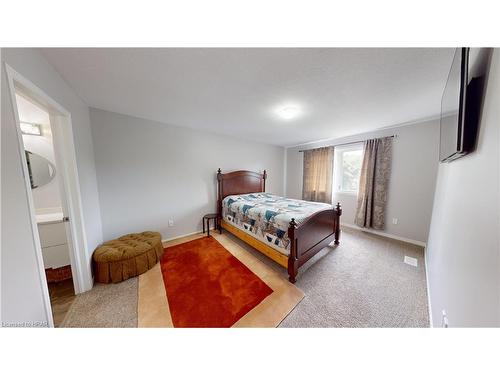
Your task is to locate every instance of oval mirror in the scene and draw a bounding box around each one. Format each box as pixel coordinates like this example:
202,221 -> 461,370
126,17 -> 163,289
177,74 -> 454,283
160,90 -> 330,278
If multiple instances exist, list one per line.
25,151 -> 56,189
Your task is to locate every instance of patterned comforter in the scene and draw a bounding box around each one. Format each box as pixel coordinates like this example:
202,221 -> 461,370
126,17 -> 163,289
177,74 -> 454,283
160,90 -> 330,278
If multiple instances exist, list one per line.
222,193 -> 332,255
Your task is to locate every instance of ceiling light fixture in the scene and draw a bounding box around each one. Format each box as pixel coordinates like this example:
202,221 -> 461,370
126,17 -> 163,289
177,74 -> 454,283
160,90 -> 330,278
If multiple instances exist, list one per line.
20,122 -> 42,136
275,104 -> 302,120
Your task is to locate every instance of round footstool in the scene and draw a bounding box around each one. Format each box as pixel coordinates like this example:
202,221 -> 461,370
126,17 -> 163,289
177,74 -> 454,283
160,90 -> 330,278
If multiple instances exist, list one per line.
93,231 -> 163,283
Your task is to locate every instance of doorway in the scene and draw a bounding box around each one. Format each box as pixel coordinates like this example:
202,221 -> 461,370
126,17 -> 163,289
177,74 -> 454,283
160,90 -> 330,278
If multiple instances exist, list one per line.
16,93 -> 76,326
5,64 -> 92,327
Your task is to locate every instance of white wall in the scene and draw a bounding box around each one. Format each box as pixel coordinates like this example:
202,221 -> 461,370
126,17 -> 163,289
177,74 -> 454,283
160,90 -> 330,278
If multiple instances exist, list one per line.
285,119 -> 440,243
1,48 -> 102,326
89,108 -> 285,242
426,49 -> 500,327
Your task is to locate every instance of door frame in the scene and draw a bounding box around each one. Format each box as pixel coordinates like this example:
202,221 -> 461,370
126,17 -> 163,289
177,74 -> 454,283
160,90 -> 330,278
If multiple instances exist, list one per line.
5,64 -> 93,326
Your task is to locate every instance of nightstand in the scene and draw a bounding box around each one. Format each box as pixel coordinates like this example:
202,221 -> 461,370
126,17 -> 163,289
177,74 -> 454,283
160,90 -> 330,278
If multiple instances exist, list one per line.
202,213 -> 218,237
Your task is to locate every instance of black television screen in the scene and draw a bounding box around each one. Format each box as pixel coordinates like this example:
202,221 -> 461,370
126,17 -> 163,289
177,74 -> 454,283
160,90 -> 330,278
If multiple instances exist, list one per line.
439,48 -> 486,162
439,48 -> 468,162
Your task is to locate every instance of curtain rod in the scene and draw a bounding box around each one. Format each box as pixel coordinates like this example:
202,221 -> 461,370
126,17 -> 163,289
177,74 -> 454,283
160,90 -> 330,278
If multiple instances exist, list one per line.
298,134 -> 397,153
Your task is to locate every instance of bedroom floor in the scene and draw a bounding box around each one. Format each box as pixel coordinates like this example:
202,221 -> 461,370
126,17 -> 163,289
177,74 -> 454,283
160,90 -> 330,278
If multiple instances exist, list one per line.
60,227 -> 429,328
278,227 -> 429,327
48,279 -> 76,327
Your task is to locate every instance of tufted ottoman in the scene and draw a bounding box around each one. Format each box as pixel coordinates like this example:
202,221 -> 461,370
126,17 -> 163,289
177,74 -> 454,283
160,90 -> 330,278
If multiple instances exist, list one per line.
93,231 -> 163,283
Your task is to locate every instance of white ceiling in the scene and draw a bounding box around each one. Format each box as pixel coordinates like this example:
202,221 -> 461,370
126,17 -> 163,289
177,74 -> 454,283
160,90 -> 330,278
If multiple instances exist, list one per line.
40,48 -> 454,146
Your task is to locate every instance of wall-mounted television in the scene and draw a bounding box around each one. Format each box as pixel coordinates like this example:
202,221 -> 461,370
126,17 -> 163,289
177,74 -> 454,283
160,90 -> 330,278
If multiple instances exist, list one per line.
439,48 -> 486,162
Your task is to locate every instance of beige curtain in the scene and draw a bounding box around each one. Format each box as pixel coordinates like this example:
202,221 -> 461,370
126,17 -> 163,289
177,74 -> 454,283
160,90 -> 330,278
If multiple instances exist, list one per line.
302,146 -> 334,204
355,137 -> 392,229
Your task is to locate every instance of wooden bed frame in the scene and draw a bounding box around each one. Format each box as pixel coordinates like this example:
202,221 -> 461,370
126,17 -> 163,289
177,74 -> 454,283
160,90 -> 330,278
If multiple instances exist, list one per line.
217,169 -> 342,283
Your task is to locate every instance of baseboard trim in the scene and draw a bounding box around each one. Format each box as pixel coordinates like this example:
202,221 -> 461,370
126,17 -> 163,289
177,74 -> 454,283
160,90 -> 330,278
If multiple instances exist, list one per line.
424,247 -> 433,328
341,223 -> 427,247
165,224 -> 426,247
161,227 -> 215,245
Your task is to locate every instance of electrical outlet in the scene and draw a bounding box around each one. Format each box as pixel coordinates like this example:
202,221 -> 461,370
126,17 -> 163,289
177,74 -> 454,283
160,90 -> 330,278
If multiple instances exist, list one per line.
168,218 -> 174,227
392,218 -> 398,225
442,310 -> 449,328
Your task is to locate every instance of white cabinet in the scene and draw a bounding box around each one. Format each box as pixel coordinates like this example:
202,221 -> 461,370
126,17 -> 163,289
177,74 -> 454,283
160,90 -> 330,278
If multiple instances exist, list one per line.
38,221 -> 70,269
39,222 -> 67,247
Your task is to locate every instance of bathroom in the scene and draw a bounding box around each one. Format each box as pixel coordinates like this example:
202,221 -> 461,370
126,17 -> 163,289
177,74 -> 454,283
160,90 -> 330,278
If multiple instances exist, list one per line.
15,93 -> 75,326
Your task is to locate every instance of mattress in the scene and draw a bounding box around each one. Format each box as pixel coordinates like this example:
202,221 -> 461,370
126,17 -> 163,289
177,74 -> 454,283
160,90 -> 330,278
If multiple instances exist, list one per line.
222,193 -> 332,255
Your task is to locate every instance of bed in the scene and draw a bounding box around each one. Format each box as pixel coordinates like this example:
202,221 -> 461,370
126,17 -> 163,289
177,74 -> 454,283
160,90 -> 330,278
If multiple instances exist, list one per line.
217,169 -> 342,283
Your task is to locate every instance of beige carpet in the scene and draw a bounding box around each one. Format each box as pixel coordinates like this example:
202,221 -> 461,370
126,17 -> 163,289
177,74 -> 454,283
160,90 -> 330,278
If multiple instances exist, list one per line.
61,277 -> 137,327
278,227 -> 429,327
61,227 -> 429,328
138,233 -> 305,327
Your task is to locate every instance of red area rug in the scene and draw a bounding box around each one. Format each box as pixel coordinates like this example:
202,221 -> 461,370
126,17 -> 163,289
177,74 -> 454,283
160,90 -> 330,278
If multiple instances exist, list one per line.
160,236 -> 273,327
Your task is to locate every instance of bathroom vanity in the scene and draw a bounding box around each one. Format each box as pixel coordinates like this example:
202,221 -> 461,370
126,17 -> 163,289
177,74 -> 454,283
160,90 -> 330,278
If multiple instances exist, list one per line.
37,212 -> 72,281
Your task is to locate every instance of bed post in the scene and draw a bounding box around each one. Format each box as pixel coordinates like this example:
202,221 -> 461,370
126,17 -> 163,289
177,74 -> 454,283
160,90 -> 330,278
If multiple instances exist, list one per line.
217,168 -> 223,234
334,202 -> 342,245
263,169 -> 267,192
287,218 -> 298,283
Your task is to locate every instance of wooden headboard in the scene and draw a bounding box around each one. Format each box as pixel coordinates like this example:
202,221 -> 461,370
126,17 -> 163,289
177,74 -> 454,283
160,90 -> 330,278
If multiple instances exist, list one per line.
217,168 -> 266,199
216,169 -> 267,217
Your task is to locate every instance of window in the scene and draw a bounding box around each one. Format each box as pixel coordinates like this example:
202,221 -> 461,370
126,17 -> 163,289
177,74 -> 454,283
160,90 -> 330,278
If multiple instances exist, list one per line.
333,143 -> 363,194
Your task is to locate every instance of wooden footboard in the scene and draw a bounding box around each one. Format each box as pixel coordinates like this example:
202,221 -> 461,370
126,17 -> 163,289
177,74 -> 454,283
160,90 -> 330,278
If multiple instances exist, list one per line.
287,203 -> 342,283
